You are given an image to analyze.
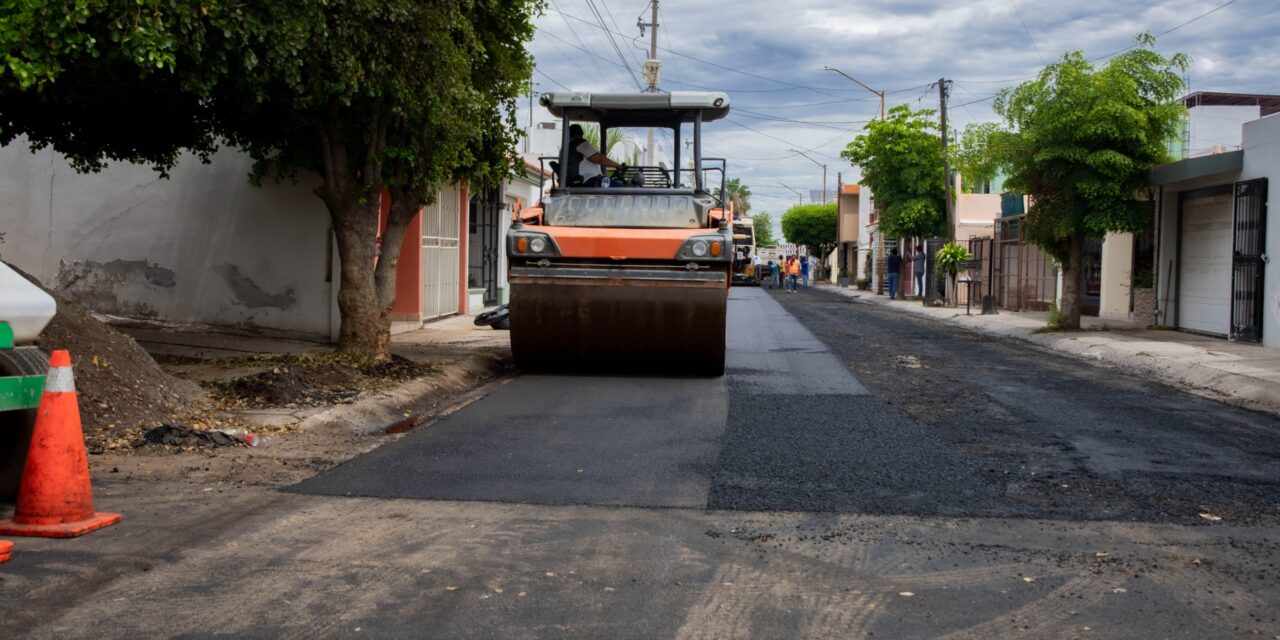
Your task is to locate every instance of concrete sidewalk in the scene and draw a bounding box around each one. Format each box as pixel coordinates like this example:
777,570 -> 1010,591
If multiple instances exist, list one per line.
819,284 -> 1280,416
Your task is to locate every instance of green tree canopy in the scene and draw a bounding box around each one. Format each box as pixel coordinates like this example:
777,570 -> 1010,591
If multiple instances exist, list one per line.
982,34 -> 1187,329
780,203 -> 837,267
841,105 -> 945,239
952,122 -> 1006,193
752,212 -> 777,247
1,0 -> 539,358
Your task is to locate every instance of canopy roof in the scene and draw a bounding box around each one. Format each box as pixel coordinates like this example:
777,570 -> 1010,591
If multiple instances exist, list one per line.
539,91 -> 731,126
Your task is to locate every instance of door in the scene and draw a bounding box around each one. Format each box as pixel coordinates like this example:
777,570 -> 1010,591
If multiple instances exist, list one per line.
1231,178 -> 1267,342
1177,186 -> 1233,336
422,186 -> 461,319
468,187 -> 501,307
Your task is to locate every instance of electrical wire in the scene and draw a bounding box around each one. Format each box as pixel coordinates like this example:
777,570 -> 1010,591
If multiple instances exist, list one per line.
1010,0 -> 1046,65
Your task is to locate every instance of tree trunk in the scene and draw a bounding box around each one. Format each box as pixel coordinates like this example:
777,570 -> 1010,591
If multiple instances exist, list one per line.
315,105 -> 392,359
372,190 -> 421,353
1059,234 -> 1084,330
329,197 -> 387,358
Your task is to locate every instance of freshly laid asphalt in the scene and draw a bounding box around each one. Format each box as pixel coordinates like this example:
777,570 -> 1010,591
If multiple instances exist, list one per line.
6,285 -> 1280,639
299,285 -> 1280,525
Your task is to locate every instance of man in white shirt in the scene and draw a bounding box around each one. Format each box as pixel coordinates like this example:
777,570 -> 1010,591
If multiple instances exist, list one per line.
568,124 -> 625,187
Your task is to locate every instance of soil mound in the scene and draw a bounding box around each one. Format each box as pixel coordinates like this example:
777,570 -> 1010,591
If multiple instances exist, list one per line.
16,269 -> 210,450
209,354 -> 434,408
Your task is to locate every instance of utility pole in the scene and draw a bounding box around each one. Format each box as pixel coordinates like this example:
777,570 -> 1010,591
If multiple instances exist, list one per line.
823,67 -> 885,120
639,1 -> 660,165
939,77 -> 954,243
789,149 -> 827,203
778,182 -> 803,207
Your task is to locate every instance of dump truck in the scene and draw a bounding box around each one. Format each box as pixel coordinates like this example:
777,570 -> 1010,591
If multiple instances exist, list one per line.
0,261 -> 54,500
509,91 -> 733,376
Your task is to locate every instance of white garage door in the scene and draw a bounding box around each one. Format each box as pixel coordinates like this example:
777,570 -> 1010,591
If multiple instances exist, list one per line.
422,185 -> 461,319
1179,190 -> 1233,335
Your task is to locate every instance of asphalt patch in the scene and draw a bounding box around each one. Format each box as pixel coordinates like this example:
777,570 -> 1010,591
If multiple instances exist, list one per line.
290,374 -> 728,508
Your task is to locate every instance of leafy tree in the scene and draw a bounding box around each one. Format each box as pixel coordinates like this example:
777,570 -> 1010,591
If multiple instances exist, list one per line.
983,35 -> 1187,329
725,178 -> 752,215
752,212 -> 777,247
1,1 -> 539,359
781,203 -> 837,276
579,124 -> 639,165
841,105 -> 946,240
953,122 -> 1005,193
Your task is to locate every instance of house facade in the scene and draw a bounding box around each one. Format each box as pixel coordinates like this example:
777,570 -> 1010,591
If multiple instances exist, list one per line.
1147,112 -> 1279,347
0,142 -> 476,341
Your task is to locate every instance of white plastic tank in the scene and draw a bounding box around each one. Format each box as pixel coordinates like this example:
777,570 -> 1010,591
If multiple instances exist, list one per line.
0,261 -> 56,344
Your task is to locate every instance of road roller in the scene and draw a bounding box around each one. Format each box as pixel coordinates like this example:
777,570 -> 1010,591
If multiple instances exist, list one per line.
508,91 -> 733,376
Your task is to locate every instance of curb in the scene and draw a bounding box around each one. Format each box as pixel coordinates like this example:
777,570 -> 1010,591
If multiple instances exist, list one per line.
294,353 -> 511,435
818,285 -> 1280,417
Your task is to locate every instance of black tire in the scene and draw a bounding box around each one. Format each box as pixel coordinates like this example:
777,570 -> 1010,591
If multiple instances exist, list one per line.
0,347 -> 47,502
493,317 -> 510,331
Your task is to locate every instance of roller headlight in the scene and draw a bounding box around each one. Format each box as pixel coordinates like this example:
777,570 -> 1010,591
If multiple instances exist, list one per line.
691,240 -> 709,257
529,237 -> 547,253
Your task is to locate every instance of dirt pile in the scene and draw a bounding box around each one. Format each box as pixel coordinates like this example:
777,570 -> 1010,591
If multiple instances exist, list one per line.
18,272 -> 211,451
207,353 -> 436,408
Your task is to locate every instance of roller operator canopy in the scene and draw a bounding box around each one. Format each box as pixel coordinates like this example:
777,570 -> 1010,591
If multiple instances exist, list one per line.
540,91 -> 731,128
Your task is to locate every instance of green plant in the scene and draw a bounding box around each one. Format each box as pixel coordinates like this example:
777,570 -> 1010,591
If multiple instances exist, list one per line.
933,242 -> 973,306
842,105 -> 947,239
1132,267 -> 1155,289
856,277 -> 871,290
781,203 -> 838,268
1046,301 -> 1062,330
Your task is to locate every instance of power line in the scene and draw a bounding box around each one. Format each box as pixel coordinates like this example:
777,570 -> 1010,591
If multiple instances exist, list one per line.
546,7 -> 877,98
1092,0 -> 1240,61
1009,0 -> 1046,65
535,68 -> 572,91
582,0 -> 643,90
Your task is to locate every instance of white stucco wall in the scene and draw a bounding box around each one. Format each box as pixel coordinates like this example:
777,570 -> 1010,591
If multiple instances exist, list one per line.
1241,114 -> 1280,348
1099,232 -> 1134,321
857,187 -> 874,279
0,143 -> 335,337
1187,105 -> 1259,157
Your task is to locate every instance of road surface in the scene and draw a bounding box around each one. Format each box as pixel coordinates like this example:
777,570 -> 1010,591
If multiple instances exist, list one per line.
2,286 -> 1278,638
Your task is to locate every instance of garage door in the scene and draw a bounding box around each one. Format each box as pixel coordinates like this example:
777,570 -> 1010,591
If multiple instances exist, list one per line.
1178,188 -> 1233,335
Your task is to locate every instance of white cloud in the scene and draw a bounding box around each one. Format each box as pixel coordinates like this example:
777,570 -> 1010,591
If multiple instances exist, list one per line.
528,0 -> 1279,210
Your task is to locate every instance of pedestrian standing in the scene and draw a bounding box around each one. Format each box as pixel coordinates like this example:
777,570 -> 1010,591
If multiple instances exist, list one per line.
800,256 -> 810,288
886,248 -> 902,300
787,256 -> 801,292
768,260 -> 779,289
913,244 -> 926,299
752,253 -> 762,284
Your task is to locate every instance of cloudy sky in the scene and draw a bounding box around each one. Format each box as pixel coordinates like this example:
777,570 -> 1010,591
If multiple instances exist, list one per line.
525,0 -> 1278,216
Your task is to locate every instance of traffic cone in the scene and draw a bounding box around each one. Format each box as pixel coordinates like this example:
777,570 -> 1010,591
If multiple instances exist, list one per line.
0,350 -> 120,538
0,539 -> 11,563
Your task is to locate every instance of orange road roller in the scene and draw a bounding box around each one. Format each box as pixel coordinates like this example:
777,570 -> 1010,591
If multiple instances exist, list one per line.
508,91 -> 734,376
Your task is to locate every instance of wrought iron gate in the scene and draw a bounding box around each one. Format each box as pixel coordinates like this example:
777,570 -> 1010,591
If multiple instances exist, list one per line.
1231,178 -> 1267,342
468,187 -> 502,306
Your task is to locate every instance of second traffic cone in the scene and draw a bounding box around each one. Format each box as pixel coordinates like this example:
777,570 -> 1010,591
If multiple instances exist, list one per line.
0,350 -> 120,538
0,539 -> 11,563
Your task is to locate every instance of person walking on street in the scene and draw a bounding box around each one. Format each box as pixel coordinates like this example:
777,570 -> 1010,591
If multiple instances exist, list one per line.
787,256 -> 801,292
752,253 -> 763,284
886,248 -> 902,300
913,244 -> 926,299
768,260 -> 779,289
800,256 -> 810,288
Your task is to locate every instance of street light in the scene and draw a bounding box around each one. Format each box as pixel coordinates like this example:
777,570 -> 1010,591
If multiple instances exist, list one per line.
822,66 -> 885,120
789,149 -> 827,203
777,182 -> 803,207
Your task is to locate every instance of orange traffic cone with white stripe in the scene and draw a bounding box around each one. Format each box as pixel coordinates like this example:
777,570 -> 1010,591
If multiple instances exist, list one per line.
0,350 -> 120,538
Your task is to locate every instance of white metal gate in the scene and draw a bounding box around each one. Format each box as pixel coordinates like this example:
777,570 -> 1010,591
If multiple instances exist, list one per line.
422,186 -> 461,319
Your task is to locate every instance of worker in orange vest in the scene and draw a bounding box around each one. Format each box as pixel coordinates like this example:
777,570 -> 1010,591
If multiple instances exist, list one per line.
786,256 -> 800,292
